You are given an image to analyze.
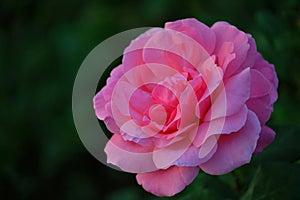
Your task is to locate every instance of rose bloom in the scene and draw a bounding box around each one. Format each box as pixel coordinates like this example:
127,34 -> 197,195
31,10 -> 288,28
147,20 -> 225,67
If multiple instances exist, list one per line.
94,18 -> 278,197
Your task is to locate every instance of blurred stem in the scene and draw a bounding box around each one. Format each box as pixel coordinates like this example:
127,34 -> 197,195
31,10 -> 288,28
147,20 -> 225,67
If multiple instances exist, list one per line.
231,171 -> 241,191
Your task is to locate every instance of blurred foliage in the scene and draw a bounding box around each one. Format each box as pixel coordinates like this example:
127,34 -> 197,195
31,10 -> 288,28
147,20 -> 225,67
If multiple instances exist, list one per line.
1,0 -> 300,199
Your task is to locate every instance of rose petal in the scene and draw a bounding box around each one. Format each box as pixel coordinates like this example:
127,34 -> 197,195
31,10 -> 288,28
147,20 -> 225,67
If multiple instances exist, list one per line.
198,135 -> 218,160
250,69 -> 271,98
103,66 -> 125,103
215,41 -> 235,69
174,142 -> 217,166
199,110 -> 260,175
94,90 -> 109,120
136,166 -> 199,197
123,28 -> 162,71
254,125 -> 276,154
205,67 -> 250,120
153,125 -> 198,169
104,134 -> 157,173
143,28 -> 211,70
246,95 -> 273,125
103,116 -> 120,134
194,105 -> 248,147
240,35 -> 257,71
165,18 -> 216,54
94,65 -> 124,120
212,22 -> 250,77
253,53 -> 278,103
197,57 -> 224,103
129,85 -> 155,125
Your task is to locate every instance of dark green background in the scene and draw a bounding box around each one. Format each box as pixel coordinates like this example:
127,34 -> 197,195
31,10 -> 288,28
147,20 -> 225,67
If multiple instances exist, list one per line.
1,0 -> 300,199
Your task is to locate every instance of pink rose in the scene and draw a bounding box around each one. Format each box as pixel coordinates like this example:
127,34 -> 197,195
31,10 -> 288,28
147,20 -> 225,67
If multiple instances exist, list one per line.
94,18 -> 278,197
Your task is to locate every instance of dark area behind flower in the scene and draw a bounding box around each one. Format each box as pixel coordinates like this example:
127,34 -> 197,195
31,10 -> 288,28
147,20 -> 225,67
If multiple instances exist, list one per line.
1,0 -> 300,199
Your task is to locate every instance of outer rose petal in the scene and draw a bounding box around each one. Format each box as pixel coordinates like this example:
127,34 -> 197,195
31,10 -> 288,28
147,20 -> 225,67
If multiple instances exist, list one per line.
165,18 -> 216,54
104,134 -> 158,173
93,90 -> 108,120
239,35 -> 257,73
143,29 -> 211,71
93,65 -> 124,120
136,166 -> 199,197
250,69 -> 271,98
200,110 -> 260,175
253,53 -> 278,103
123,28 -> 162,71
254,126 -> 276,154
102,115 -> 120,134
246,95 -> 273,125
212,22 -> 250,77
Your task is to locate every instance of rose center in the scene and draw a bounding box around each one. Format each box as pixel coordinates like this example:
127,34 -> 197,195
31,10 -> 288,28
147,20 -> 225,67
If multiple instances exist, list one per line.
129,83 -> 180,134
